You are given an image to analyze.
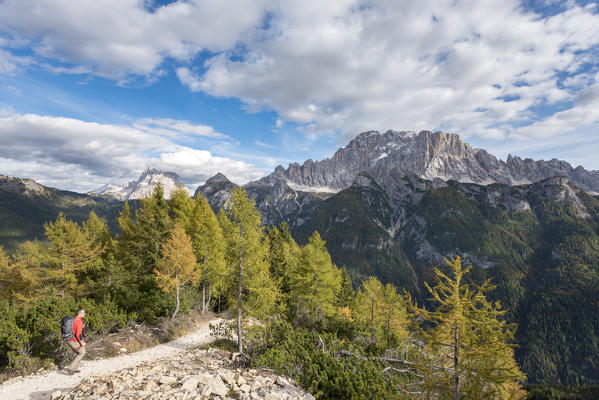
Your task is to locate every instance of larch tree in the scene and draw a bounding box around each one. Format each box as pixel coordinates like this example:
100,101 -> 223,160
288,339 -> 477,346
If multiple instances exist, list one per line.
189,195 -> 227,313
418,256 -> 525,400
337,267 -> 354,308
155,223 -> 199,320
287,231 -> 341,326
4,241 -> 46,302
43,212 -> 106,298
116,185 -> 173,317
265,223 -> 300,314
353,276 -> 384,343
226,187 -> 278,354
168,185 -> 195,228
353,276 -> 409,345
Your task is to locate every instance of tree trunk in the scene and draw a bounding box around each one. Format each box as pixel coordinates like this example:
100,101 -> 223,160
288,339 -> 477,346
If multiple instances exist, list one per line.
202,278 -> 206,314
172,282 -> 180,320
387,306 -> 391,347
201,257 -> 207,313
237,225 -> 243,354
207,285 -> 212,310
371,297 -> 375,343
454,321 -> 459,400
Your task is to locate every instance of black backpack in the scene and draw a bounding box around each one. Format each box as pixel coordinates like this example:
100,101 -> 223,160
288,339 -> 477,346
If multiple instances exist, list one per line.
60,315 -> 75,340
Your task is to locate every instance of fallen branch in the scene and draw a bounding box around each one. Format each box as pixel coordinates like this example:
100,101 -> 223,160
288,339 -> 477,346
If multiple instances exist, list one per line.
336,349 -> 415,366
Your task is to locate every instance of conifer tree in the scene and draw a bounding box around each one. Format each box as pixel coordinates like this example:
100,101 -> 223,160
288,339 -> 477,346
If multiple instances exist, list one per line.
4,241 -> 45,302
79,212 -> 117,298
266,223 -> 300,313
353,276 -> 408,345
188,195 -> 227,313
226,187 -> 278,353
155,223 -> 199,320
337,267 -> 354,308
418,256 -> 525,399
44,212 -> 106,298
116,185 -> 173,316
353,276 -> 384,342
287,231 -> 341,326
168,184 -> 195,227
0,246 -> 13,298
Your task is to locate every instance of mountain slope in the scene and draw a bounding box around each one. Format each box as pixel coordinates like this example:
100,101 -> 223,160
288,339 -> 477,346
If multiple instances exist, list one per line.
0,175 -> 123,252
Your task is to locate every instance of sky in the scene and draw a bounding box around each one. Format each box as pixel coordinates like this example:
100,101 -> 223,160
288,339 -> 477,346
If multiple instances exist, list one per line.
0,0 -> 598,193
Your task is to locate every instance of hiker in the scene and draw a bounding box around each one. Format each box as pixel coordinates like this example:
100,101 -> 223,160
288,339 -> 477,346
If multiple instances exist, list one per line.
65,308 -> 86,374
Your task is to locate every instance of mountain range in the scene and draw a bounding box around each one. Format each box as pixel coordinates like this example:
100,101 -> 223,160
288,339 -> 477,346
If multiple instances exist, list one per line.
2,129 -> 599,385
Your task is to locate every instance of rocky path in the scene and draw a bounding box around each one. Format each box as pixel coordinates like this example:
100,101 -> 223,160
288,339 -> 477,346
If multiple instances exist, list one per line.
0,317 -> 222,400
50,347 -> 313,400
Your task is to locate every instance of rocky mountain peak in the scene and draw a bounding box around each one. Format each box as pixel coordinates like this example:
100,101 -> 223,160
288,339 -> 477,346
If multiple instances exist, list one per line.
90,168 -> 185,200
254,129 -> 599,195
205,172 -> 233,185
195,173 -> 239,211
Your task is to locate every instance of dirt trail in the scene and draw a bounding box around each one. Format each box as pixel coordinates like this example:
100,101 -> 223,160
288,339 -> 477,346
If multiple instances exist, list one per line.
0,317 -> 222,400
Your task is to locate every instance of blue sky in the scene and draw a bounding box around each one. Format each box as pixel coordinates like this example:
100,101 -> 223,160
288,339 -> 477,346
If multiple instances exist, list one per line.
0,0 -> 598,192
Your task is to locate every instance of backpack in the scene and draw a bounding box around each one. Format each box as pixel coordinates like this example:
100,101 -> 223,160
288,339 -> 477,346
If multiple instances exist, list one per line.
61,315 -> 75,340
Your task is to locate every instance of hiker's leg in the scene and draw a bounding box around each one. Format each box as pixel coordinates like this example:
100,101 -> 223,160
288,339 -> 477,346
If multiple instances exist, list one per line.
68,341 -> 85,370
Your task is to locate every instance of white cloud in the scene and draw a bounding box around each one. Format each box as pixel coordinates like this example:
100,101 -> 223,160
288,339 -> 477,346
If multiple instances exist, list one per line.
0,49 -> 33,75
0,0 -> 271,79
1,0 -> 599,150
179,0 -> 599,143
0,112 -> 266,192
156,148 -> 264,187
132,118 -> 229,139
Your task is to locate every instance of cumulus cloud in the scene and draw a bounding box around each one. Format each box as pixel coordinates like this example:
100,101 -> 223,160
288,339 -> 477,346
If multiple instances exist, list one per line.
182,0 -> 599,142
0,112 -> 266,192
0,0 -> 270,79
1,0 -> 599,148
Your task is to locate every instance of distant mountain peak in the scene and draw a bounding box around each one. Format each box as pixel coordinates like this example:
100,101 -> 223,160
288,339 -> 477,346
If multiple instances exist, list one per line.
90,169 -> 186,200
256,129 -> 599,195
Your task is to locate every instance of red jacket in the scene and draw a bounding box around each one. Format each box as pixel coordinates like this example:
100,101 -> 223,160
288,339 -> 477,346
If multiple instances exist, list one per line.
69,316 -> 84,343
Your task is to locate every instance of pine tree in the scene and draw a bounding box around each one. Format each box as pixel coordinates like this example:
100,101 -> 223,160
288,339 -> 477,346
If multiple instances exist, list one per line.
155,223 -> 199,320
418,256 -> 525,399
287,231 -> 341,326
226,187 -> 278,353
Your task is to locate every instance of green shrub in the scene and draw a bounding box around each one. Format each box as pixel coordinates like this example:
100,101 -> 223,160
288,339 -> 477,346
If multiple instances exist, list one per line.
249,320 -> 407,399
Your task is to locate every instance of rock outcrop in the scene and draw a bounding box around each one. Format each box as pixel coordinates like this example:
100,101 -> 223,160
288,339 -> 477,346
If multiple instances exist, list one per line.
52,347 -> 314,400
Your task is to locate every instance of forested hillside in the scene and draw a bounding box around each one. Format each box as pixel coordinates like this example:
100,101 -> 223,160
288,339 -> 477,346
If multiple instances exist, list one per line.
290,175 -> 599,386
0,184 -> 527,399
0,175 -> 122,252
